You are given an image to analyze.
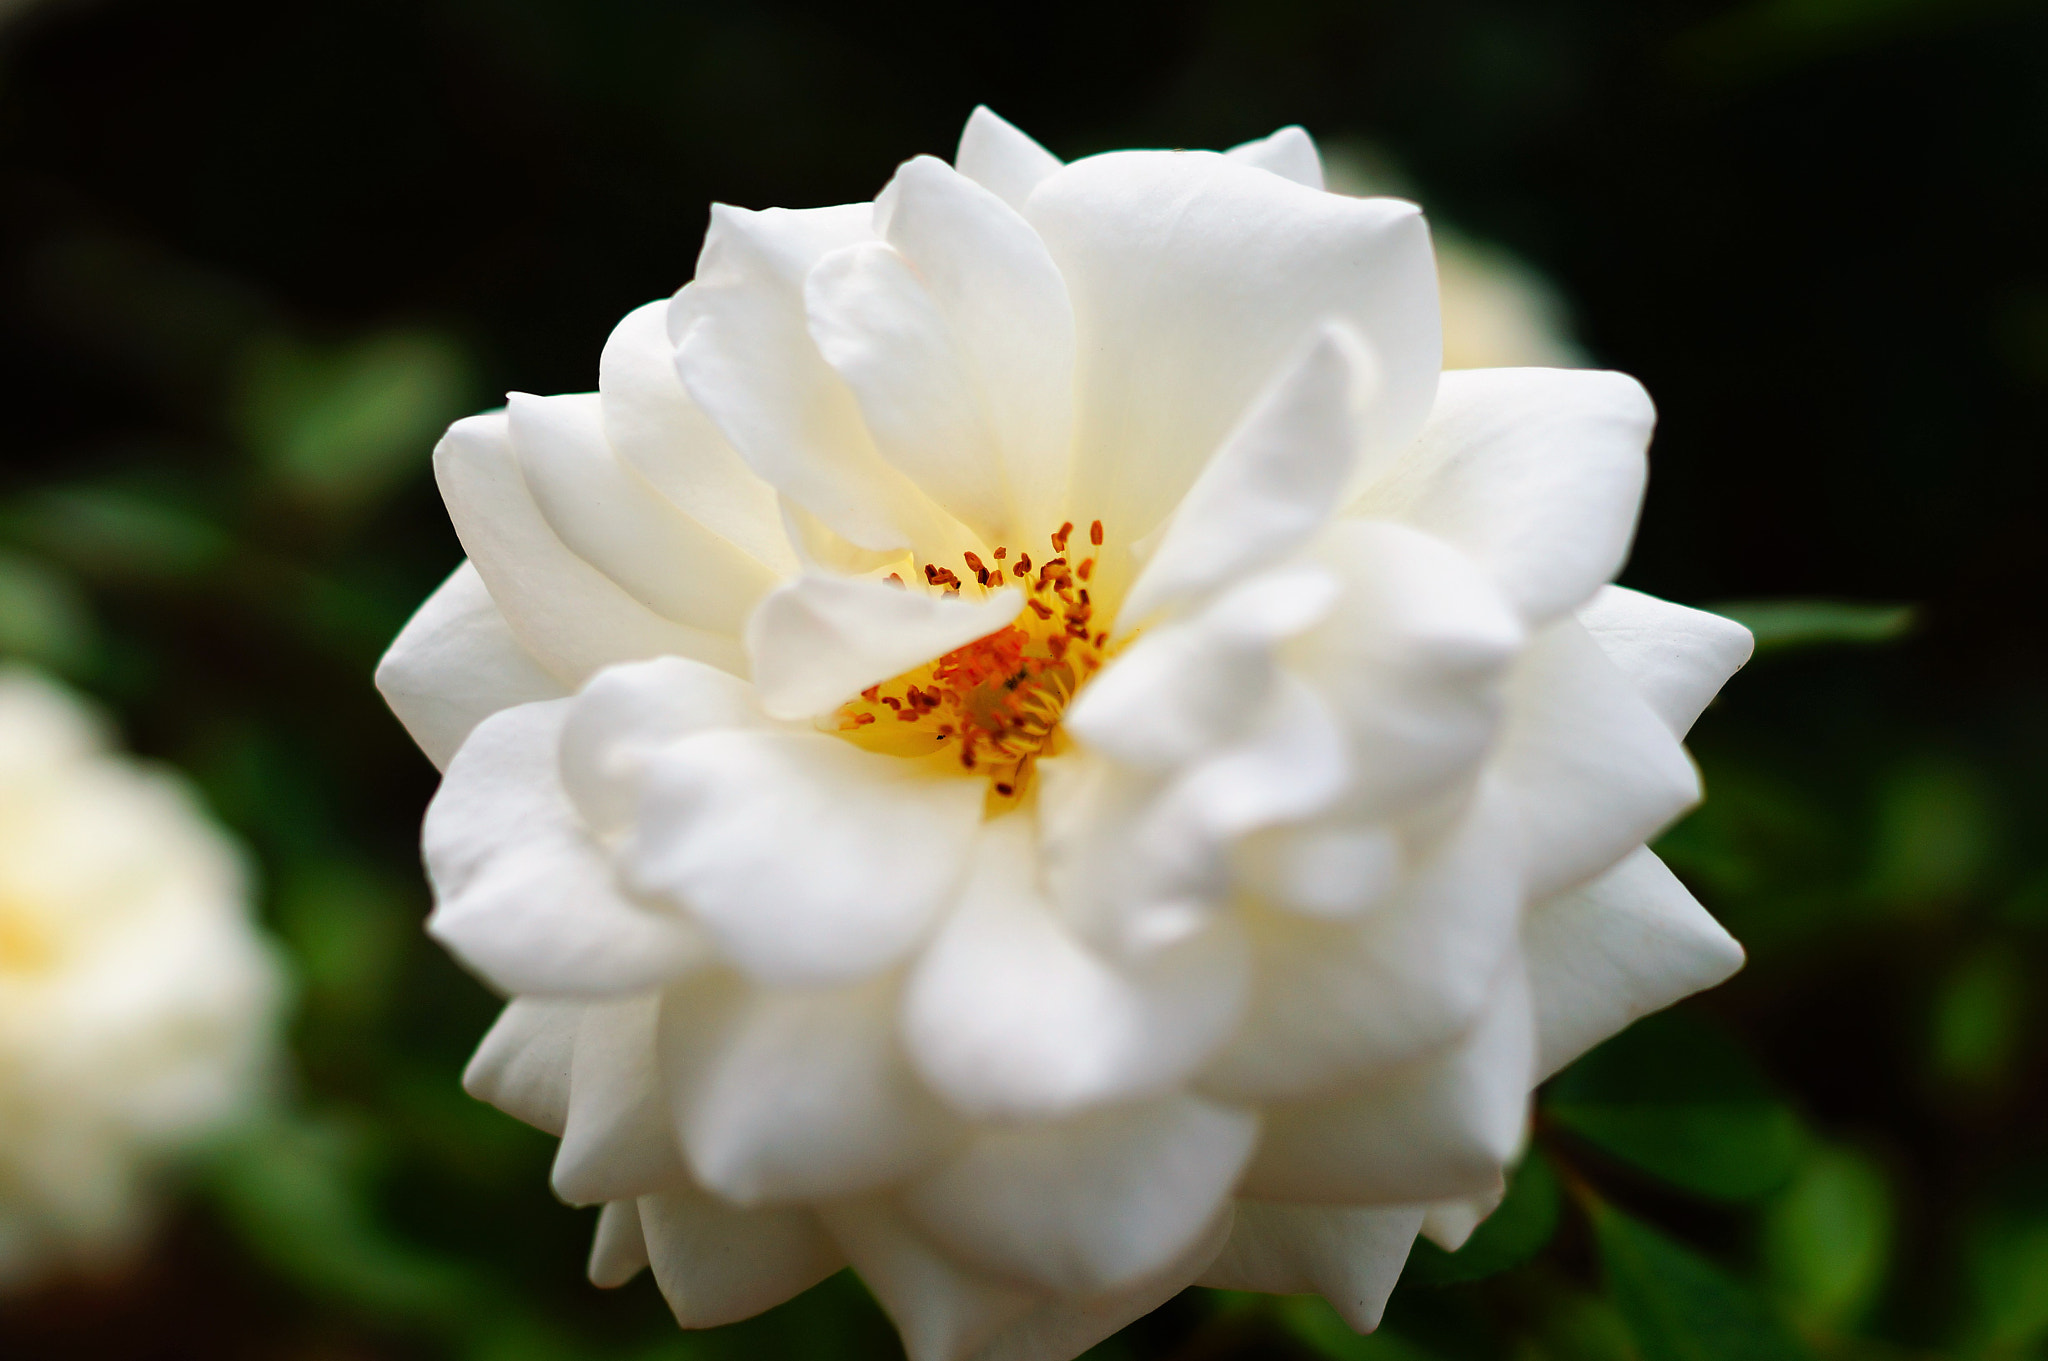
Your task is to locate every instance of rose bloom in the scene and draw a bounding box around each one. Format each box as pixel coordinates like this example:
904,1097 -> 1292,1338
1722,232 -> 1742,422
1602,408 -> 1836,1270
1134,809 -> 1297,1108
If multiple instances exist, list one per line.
0,667 -> 283,1290
380,110 -> 1750,1361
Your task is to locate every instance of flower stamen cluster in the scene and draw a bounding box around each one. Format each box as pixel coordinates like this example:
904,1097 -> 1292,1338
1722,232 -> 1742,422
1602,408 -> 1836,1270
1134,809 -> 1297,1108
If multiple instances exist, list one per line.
838,520 -> 1110,801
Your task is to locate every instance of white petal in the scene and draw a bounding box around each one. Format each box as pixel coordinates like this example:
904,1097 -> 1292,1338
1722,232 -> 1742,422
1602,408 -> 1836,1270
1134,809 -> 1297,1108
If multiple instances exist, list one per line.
807,241 -> 1011,540
1234,822 -> 1402,921
435,412 -> 743,684
1027,150 -> 1438,543
777,492 -> 906,576
1243,954 -> 1535,1205
674,203 -> 939,552
1291,520 -> 1523,821
1420,1186 -> 1503,1252
659,971 -> 963,1205
557,655 -> 765,837
1154,674 -> 1352,845
1199,1200 -> 1424,1332
964,1210 -> 1234,1361
877,155 -> 1078,536
599,299 -> 796,574
1119,323 -> 1373,630
1357,367 -> 1653,627
903,1094 -> 1259,1294
821,1198 -> 1041,1361
1049,596 -> 1351,960
1074,678 -> 1354,957
1224,125 -> 1325,190
629,729 -> 983,983
1525,846 -> 1744,1080
588,1199 -> 650,1288
1500,617 -> 1701,899
1199,778 -> 1525,1102
639,1186 -> 843,1327
1035,751 -> 1176,948
424,699 -> 709,995
954,105 -> 1063,213
903,819 -> 1248,1120
747,572 -> 1022,720
1067,567 -> 1337,770
376,560 -> 566,771
462,996 -> 578,1136
1577,586 -> 1753,737
552,995 -> 687,1206
507,391 -> 781,637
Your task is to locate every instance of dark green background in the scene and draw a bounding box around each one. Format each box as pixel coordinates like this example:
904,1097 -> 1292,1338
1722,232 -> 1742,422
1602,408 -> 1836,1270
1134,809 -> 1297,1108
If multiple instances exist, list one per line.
1,1 -> 2044,1358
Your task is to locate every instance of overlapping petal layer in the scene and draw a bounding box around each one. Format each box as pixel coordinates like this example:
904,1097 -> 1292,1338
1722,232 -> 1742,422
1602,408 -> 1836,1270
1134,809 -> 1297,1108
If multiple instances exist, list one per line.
380,109 -> 1750,1361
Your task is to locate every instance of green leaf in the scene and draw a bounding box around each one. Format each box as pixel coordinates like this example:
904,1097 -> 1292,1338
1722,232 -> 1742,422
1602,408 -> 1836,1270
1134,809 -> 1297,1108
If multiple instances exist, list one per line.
235,328 -> 476,512
1401,1151 -> 1561,1285
204,1113 -> 481,1320
1545,1011 -> 1805,1201
3,485 -> 234,580
1595,1205 -> 1813,1361
1865,757 -> 1997,911
1702,599 -> 1914,655
1761,1145 -> 1892,1330
1928,946 -> 2025,1089
0,551 -> 98,672
1527,1286 -> 1638,1361
1970,1211 -> 2048,1351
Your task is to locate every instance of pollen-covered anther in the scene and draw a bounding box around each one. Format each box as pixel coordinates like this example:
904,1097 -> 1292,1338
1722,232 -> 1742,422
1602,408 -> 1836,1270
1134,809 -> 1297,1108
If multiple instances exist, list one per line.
835,523 -> 1116,802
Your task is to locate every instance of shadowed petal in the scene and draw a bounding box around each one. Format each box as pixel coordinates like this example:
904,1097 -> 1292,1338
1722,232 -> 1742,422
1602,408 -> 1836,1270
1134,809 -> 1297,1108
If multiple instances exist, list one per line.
588,1199 -> 650,1288
822,1197 -> 1041,1361
629,729 -> 983,983
462,996 -> 578,1137
1199,1200 -> 1424,1332
435,412 -> 742,684
640,1185 -> 843,1327
903,1093 -> 1258,1294
1356,367 -> 1653,628
1578,586 -> 1753,738
552,994 -> 687,1206
599,299 -> 795,573
425,699 -> 709,995
660,971 -> 965,1205
376,560 -> 565,770
1499,618 -> 1700,899
1027,150 -> 1437,544
1119,324 -> 1373,631
1242,953 -> 1535,1205
904,819 -> 1248,1120
1524,846 -> 1744,1080
508,391 -> 781,637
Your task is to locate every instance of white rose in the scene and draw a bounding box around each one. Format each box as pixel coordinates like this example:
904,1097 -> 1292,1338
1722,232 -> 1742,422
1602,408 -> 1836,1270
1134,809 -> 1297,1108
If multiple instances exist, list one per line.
380,109 -> 1750,1361
0,667 -> 284,1290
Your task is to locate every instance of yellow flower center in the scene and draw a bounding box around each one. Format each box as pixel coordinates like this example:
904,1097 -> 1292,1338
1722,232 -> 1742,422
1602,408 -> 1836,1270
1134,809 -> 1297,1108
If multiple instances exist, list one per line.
0,897 -> 57,976
837,520 -> 1113,806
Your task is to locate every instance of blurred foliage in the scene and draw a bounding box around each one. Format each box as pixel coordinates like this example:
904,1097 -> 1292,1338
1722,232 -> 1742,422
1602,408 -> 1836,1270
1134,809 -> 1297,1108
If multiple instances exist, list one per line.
1709,600 -> 1917,655
1,0 -> 2045,1358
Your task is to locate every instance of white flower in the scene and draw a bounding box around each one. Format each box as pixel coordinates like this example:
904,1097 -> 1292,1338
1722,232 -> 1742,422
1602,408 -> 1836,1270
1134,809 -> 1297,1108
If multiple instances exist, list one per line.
0,667 -> 283,1290
379,109 -> 1751,1361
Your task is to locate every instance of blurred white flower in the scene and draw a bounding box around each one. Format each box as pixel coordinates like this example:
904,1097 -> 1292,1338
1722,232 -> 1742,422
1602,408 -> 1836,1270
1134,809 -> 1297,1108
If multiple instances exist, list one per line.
0,667 -> 283,1290
1323,147 -> 1587,370
380,109 -> 1749,1361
